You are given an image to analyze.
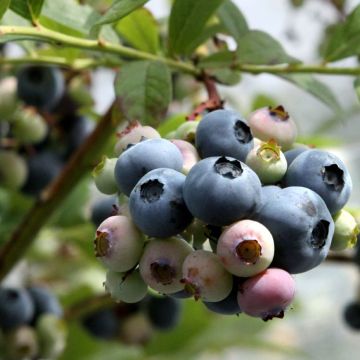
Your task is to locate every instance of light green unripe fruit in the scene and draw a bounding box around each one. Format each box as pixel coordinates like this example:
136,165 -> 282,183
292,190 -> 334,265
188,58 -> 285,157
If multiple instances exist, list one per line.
36,314 -> 67,360
0,150 -> 28,190
246,140 -> 287,184
4,326 -> 39,360
104,269 -> 148,303
12,108 -> 48,144
331,209 -> 359,251
93,156 -> 118,195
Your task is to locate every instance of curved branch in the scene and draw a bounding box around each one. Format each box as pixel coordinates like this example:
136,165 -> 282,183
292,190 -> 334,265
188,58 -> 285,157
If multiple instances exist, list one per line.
0,101 -> 123,281
0,25 -> 199,75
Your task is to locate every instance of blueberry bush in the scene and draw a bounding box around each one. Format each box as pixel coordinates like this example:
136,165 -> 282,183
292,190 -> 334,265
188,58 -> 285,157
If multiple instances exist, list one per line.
1,0 -> 360,359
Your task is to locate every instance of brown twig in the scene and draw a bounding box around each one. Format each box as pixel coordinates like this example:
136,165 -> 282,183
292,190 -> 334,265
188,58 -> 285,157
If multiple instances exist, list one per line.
186,73 -> 224,121
0,100 -> 123,281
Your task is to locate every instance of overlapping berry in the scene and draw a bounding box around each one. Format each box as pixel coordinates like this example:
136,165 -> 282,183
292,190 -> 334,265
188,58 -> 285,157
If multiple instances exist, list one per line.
93,106 -> 357,322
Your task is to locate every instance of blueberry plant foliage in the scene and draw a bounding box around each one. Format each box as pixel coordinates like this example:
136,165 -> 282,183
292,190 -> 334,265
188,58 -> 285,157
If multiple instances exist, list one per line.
1,0 -> 360,359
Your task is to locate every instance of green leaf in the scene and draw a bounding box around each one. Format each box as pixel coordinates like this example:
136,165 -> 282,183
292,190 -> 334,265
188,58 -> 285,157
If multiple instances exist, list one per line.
217,0 -> 249,42
323,4 -> 360,61
93,0 -> 149,27
198,50 -> 237,68
9,0 -> 44,21
237,30 -> 299,65
0,0 -> 11,20
115,7 -> 159,54
280,74 -> 342,113
115,61 -> 172,126
210,68 -> 241,86
168,0 -> 224,55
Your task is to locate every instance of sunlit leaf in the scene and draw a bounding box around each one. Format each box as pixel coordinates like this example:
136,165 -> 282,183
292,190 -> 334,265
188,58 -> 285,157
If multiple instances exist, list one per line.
168,0 -> 224,55
115,7 -> 159,54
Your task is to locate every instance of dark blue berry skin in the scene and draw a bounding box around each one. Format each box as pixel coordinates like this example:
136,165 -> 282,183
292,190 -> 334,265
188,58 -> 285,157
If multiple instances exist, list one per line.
196,109 -> 254,161
27,287 -> 63,324
115,138 -> 183,196
0,288 -> 35,331
22,151 -> 63,196
82,308 -> 119,339
343,302 -> 360,330
284,147 -> 308,167
183,156 -> 262,226
283,149 -> 352,214
145,296 -> 181,330
129,168 -> 193,237
16,66 -> 65,110
63,116 -> 93,159
253,186 -> 334,274
90,195 -> 119,227
203,277 -> 242,315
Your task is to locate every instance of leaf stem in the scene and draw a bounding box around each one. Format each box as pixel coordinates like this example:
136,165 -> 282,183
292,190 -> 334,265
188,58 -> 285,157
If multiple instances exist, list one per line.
2,26 -> 360,76
235,63 -> 360,76
0,101 -> 123,281
0,25 -> 198,75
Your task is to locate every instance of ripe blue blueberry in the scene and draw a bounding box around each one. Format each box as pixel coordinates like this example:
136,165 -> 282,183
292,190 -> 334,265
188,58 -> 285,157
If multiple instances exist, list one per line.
145,295 -> 182,330
22,151 -> 63,196
195,109 -> 254,161
114,138 -> 183,196
253,186 -> 334,273
90,195 -> 119,227
284,147 -> 308,167
82,308 -> 119,339
283,149 -> 352,214
343,301 -> 360,330
0,287 -> 35,331
27,286 -> 63,324
129,168 -> 193,237
16,66 -> 65,110
183,156 -> 262,226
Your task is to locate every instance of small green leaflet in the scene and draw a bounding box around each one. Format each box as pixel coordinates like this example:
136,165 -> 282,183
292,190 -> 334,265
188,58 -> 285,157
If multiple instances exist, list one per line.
280,74 -> 342,114
323,4 -> 360,61
93,0 -> 149,28
168,0 -> 224,56
9,0 -> 45,21
217,0 -> 249,42
115,7 -> 159,54
0,0 -> 11,20
115,61 -> 172,126
237,30 -> 299,65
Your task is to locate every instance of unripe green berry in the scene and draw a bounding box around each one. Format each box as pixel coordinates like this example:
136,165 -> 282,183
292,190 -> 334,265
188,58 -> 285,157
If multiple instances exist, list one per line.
331,209 -> 359,251
174,120 -> 199,144
12,108 -> 47,144
36,314 -> 67,360
245,140 -> 287,184
93,156 -> 118,195
0,150 -> 28,190
104,269 -> 148,303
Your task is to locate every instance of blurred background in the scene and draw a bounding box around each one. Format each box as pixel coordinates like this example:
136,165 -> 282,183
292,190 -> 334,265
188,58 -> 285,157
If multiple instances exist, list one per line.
2,0 -> 360,359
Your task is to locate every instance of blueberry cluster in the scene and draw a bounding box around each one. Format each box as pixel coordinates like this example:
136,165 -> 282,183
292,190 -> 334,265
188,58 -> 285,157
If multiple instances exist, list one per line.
0,67 -> 92,197
81,294 -> 181,345
93,106 -> 357,322
0,285 -> 65,360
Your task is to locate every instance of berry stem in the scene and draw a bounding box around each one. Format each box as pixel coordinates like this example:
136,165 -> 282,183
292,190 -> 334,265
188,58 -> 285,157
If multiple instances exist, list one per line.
186,73 -> 223,120
0,100 -> 124,281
